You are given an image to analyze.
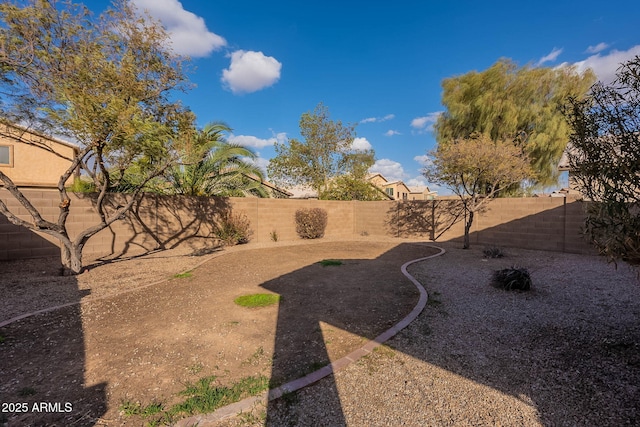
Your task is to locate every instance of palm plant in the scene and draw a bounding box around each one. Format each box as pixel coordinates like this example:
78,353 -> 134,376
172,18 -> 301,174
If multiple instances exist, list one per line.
166,122 -> 270,197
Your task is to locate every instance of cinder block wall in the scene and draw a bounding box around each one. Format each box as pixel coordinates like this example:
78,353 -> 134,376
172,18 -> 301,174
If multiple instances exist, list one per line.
0,189 -> 594,261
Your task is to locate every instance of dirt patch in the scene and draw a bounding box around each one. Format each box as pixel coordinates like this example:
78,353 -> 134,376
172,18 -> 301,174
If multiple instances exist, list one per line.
0,240 -> 439,426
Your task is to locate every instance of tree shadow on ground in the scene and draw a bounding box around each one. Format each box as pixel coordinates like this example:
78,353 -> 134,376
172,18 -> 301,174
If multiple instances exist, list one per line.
255,240 -> 639,426
0,257 -> 107,426
259,243 -> 441,426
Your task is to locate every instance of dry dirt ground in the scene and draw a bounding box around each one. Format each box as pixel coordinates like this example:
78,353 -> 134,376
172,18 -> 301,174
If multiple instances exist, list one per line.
0,239 -> 440,426
2,238 -> 640,427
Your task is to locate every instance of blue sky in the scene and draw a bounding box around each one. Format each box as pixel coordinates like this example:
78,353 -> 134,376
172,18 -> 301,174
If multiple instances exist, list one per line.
85,0 -> 640,193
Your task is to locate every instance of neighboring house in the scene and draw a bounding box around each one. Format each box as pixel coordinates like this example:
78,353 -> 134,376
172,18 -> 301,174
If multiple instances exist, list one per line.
555,145 -> 586,197
367,173 -> 436,201
282,173 -> 438,200
383,180 -> 412,200
0,123 -> 80,188
286,185 -> 318,199
408,187 -> 438,200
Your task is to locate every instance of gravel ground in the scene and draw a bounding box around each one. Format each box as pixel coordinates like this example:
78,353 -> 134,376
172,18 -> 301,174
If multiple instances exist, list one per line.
214,242 -> 640,427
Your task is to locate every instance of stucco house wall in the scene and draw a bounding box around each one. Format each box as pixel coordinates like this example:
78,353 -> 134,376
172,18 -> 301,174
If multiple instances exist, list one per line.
0,123 -> 79,188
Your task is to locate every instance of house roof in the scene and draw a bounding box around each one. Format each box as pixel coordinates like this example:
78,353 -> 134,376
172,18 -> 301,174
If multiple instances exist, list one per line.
366,173 -> 388,182
0,121 -> 79,154
243,174 -> 293,197
409,186 -> 436,195
285,185 -> 318,199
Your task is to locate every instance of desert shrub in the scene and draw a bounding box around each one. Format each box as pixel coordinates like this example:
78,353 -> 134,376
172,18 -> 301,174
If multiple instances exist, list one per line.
295,208 -> 328,239
565,56 -> 640,264
491,267 -> 532,291
583,202 -> 640,265
214,212 -> 252,245
483,246 -> 505,258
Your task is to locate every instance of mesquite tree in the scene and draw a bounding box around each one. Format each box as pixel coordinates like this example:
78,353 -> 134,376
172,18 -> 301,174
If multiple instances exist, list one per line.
423,134 -> 532,249
0,0 -> 193,273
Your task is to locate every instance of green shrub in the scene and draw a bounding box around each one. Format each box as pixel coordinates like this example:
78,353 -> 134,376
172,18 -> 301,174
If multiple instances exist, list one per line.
214,212 -> 252,245
491,267 -> 532,291
295,207 -> 328,239
67,177 -> 95,193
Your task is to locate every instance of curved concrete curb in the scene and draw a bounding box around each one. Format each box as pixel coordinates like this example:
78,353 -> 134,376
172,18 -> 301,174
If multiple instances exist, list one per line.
176,244 -> 446,427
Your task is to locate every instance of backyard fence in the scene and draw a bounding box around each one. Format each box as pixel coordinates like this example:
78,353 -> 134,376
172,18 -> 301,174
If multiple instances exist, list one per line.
0,189 -> 594,261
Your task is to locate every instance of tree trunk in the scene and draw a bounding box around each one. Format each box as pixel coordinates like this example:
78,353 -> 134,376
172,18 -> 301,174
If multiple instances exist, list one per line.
463,209 -> 474,249
61,242 -> 84,275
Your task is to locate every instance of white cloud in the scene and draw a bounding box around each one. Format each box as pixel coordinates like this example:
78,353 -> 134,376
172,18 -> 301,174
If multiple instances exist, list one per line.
229,134 -> 274,149
228,131 -> 287,149
586,42 -> 609,54
240,155 -> 269,174
273,132 -> 288,145
385,130 -> 401,137
360,114 -> 395,124
132,0 -> 226,57
413,154 -> 433,167
537,47 -> 563,65
351,137 -> 372,151
368,159 -> 406,182
570,45 -> 640,84
221,50 -> 282,94
411,112 -> 442,133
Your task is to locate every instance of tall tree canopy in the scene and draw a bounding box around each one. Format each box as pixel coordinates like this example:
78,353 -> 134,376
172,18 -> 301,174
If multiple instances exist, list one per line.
0,0 -> 192,273
424,134 -> 532,248
565,56 -> 640,264
435,59 -> 595,188
267,103 -> 375,197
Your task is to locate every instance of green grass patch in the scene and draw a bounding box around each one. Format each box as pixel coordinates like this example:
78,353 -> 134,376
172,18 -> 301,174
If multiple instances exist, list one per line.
121,375 -> 269,425
319,259 -> 342,267
119,401 -> 163,417
0,334 -> 5,344
173,271 -> 193,279
171,375 -> 268,415
234,293 -> 280,308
